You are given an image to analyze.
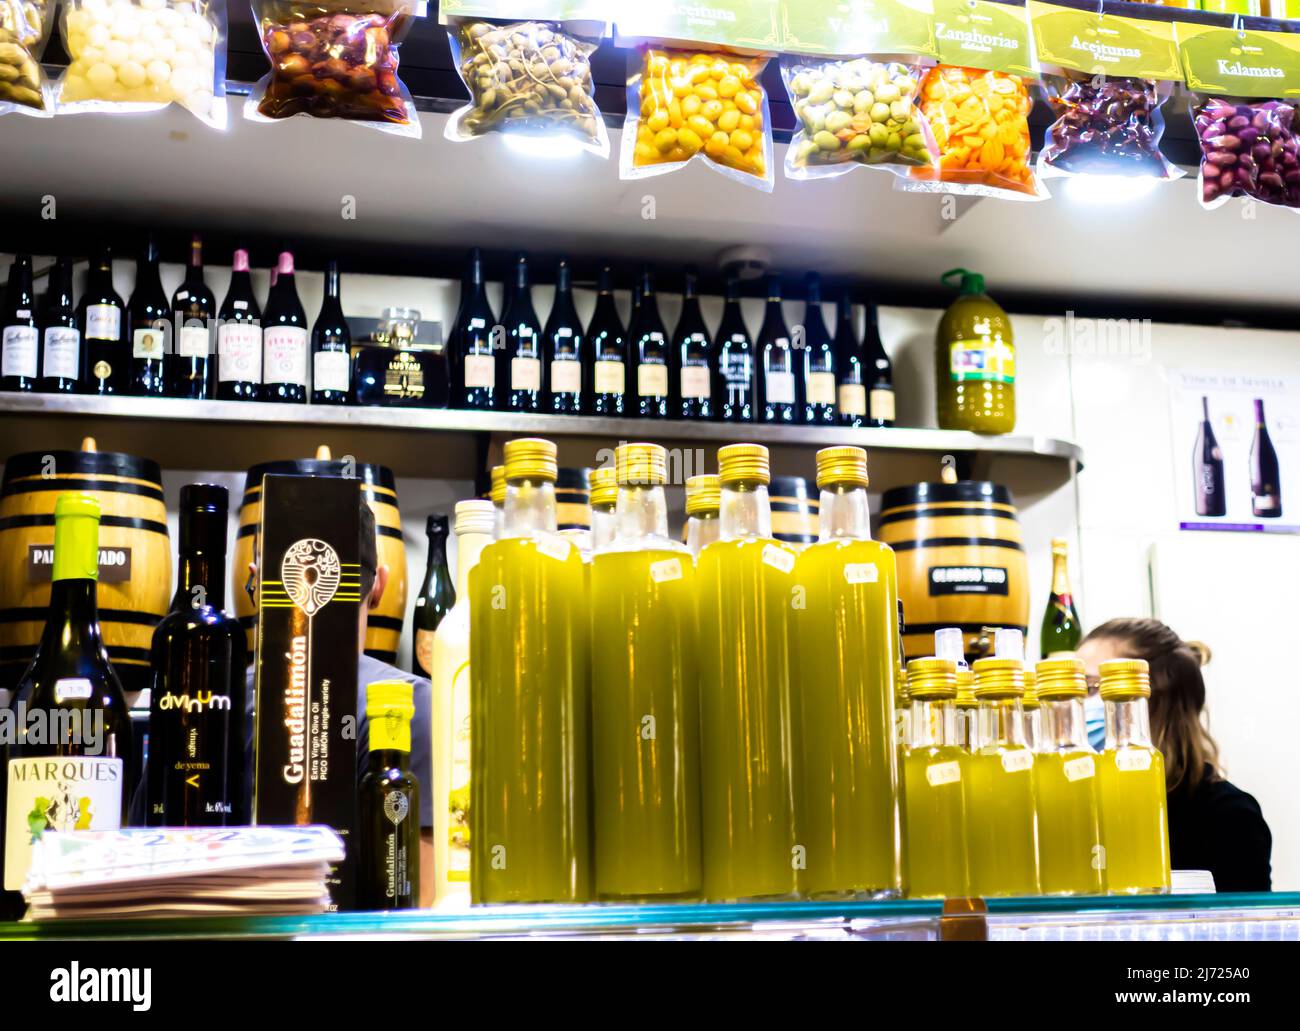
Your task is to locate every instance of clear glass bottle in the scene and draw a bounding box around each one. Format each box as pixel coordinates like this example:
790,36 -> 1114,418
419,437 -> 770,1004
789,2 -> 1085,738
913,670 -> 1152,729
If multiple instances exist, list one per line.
1022,668 -> 1041,753
684,474 -> 720,558
489,464 -> 505,539
588,466 -> 618,556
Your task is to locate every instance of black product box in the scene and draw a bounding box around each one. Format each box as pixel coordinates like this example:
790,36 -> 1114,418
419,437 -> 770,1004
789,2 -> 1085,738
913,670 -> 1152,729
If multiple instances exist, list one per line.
253,474 -> 361,911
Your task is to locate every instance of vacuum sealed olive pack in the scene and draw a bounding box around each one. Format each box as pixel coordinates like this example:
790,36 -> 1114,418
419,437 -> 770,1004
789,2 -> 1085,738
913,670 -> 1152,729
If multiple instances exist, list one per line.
56,0 -> 228,128
0,0 -> 55,116
620,47 -> 774,192
445,19 -> 607,156
246,0 -> 419,137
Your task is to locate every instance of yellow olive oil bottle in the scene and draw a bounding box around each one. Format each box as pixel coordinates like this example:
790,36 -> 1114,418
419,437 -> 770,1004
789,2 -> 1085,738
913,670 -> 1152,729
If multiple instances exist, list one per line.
1097,658 -> 1172,894
469,438 -> 591,903
793,446 -> 901,899
697,443 -> 797,900
935,268 -> 1015,434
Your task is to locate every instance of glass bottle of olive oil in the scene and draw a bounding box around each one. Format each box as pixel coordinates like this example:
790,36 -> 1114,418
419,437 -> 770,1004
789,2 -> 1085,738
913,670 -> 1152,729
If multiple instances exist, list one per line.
1097,658 -> 1172,894
1033,656 -> 1105,896
793,446 -> 901,899
697,443 -> 797,900
589,466 -> 618,556
684,474 -> 721,557
590,443 -> 702,899
489,464 -> 505,538
935,268 -> 1015,434
902,657 -> 970,899
966,657 -> 1041,897
469,438 -> 591,903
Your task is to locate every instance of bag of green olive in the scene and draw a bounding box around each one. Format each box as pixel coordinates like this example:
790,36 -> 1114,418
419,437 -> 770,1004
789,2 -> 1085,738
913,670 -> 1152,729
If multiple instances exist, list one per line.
0,0 -> 55,117
781,55 -> 938,180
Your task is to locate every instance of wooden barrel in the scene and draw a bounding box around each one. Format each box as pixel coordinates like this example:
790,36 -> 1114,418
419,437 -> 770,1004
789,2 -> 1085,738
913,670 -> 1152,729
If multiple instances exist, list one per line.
233,458 -> 408,666
0,444 -> 172,695
877,480 -> 1029,661
556,467 -> 592,533
770,476 -> 819,548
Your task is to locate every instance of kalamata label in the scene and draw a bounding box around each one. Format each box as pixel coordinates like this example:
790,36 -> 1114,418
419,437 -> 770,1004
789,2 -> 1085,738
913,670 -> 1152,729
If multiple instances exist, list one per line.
638,363 -> 668,398
218,323 -> 262,382
85,303 -> 120,342
594,360 -> 624,395
463,353 -> 495,389
178,324 -> 211,358
511,356 -> 541,393
765,370 -> 795,405
870,388 -> 895,422
263,326 -> 308,385
314,350 -> 350,393
2,325 -> 38,378
132,326 -> 167,360
838,383 -> 867,416
807,371 -> 835,405
42,327 -> 80,380
680,365 -> 710,399
550,359 -> 581,395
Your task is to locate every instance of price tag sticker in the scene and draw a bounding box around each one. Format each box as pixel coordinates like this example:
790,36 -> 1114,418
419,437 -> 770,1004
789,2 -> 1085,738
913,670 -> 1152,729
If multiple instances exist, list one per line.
650,558 -> 683,584
762,544 -> 795,575
534,536 -> 572,564
54,677 -> 93,702
926,761 -> 962,787
1001,749 -> 1034,774
1063,756 -> 1096,782
1115,749 -> 1152,773
844,563 -> 878,585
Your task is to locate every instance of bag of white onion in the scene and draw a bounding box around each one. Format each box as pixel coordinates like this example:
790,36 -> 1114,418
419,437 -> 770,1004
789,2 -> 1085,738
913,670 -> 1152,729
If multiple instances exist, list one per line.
57,0 -> 227,128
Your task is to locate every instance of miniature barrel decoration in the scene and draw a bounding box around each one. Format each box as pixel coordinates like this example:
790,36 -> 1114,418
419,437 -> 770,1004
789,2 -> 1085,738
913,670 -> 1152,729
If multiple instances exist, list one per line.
556,467 -> 592,533
233,452 -> 408,665
877,480 -> 1029,661
770,475 -> 819,548
0,439 -> 172,695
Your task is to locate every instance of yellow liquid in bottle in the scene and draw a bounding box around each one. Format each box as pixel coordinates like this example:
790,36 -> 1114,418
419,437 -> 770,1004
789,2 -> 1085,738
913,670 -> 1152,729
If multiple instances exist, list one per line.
793,538 -> 901,898
697,538 -> 797,901
469,536 -> 591,903
1098,746 -> 1172,894
902,744 -> 970,898
589,548 -> 702,899
966,745 -> 1040,897
1035,751 -> 1105,895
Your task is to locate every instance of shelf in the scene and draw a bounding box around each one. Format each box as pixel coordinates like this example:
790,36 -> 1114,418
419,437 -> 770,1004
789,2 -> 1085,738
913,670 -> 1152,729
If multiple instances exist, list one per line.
0,392 -> 1081,489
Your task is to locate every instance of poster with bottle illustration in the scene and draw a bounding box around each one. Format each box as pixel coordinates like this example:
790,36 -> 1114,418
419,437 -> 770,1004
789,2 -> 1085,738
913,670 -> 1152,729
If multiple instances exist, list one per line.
1168,369 -> 1298,534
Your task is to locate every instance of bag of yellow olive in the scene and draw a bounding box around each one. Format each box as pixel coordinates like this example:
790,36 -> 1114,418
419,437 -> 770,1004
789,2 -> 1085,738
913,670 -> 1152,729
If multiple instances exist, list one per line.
620,46 -> 775,192
444,18 -> 608,157
782,55 -> 938,181
0,0 -> 56,117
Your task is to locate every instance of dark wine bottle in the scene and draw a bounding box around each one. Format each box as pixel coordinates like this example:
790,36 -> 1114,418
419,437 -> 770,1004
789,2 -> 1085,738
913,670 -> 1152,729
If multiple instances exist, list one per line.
79,245 -> 127,395
1250,398 -> 1282,519
756,275 -> 798,424
262,251 -> 308,404
675,268 -> 713,420
863,300 -> 895,428
630,266 -> 670,419
1193,395 -> 1226,518
358,680 -> 420,910
587,264 -> 627,417
0,494 -> 134,920
170,234 -> 217,400
543,258 -> 585,415
451,248 -> 498,410
1040,537 -> 1082,657
128,235 -> 171,397
311,260 -> 351,405
145,484 -> 248,827
800,272 -> 836,425
833,294 -> 865,427
714,277 -> 754,423
504,253 -> 542,413
216,248 -> 262,402
39,257 -> 80,394
1,255 -> 38,391
412,514 -> 455,679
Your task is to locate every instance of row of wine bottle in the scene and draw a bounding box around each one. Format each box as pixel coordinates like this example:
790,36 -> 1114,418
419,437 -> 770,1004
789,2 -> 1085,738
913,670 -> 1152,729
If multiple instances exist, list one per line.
0,244 -> 896,426
1193,395 -> 1284,519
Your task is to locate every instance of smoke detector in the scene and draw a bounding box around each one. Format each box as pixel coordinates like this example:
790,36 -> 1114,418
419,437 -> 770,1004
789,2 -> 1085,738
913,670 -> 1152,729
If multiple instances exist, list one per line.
716,245 -> 771,281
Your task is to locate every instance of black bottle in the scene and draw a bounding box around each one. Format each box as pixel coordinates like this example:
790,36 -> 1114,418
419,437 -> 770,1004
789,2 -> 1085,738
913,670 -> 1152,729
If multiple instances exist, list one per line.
215,248 -> 263,401
450,248 -> 498,410
863,299 -> 895,427
170,234 -> 217,400
674,268 -> 713,420
262,251 -> 308,404
801,272 -> 836,425
128,236 -> 171,397
630,266 -> 670,419
834,294 -> 865,427
1,255 -> 38,391
412,514 -> 455,679
587,265 -> 627,417
543,258 -> 585,415
311,260 -> 351,405
503,253 -> 542,413
79,245 -> 128,395
714,277 -> 754,423
39,257 -> 81,394
358,683 -> 420,910
756,275 -> 798,424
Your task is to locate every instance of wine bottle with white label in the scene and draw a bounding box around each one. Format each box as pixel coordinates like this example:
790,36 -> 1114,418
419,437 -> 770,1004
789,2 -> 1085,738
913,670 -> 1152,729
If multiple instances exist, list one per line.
504,253 -> 542,413
412,514 -> 454,680
79,245 -> 127,395
674,268 -> 713,421
756,276 -> 798,424
587,264 -> 627,417
714,277 -> 754,424
833,294 -> 865,427
311,260 -> 351,405
1192,395 -> 1225,518
216,248 -> 262,401
0,493 -> 133,920
863,300 -> 895,428
543,257 -> 585,415
1,255 -> 38,392
450,248 -> 498,410
170,233 -> 216,400
631,266 -> 670,419
801,272 -> 836,425
128,236 -> 171,397
262,251 -> 308,404
1250,398 -> 1282,519
39,257 -> 80,394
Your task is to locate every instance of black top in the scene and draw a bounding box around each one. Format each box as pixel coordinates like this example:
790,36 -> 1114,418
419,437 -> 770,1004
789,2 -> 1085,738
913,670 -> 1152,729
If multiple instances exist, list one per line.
1166,766 -> 1272,893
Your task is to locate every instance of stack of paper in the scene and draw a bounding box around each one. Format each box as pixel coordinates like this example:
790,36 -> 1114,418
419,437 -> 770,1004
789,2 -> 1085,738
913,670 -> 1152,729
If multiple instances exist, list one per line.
22,826 -> 344,921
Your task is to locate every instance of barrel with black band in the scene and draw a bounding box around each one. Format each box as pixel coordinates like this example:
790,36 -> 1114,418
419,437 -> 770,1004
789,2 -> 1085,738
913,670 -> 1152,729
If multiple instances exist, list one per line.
556,467 -> 592,534
232,457 -> 408,665
770,475 -> 819,549
0,444 -> 172,694
877,480 -> 1029,661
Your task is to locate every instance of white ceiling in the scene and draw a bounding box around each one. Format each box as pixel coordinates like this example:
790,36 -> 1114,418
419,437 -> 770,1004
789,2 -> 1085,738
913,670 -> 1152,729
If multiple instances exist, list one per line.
2,103 -> 1296,306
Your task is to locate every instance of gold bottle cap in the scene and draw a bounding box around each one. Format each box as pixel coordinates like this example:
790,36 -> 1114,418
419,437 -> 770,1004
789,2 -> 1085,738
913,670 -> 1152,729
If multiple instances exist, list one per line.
905,657 -> 957,699
1099,657 -> 1151,700
615,442 -> 667,486
954,668 -> 976,708
972,656 -> 1025,698
503,437 -> 558,483
895,663 -> 909,706
718,443 -> 770,487
1035,655 -> 1087,698
685,474 -> 721,516
1021,668 -> 1039,709
589,466 -> 619,510
815,445 -> 869,490
1051,536 -> 1069,556
490,465 -> 506,507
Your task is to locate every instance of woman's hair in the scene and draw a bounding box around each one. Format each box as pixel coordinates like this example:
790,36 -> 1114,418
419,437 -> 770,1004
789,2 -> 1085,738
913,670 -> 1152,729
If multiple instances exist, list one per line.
1082,618 -> 1219,792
